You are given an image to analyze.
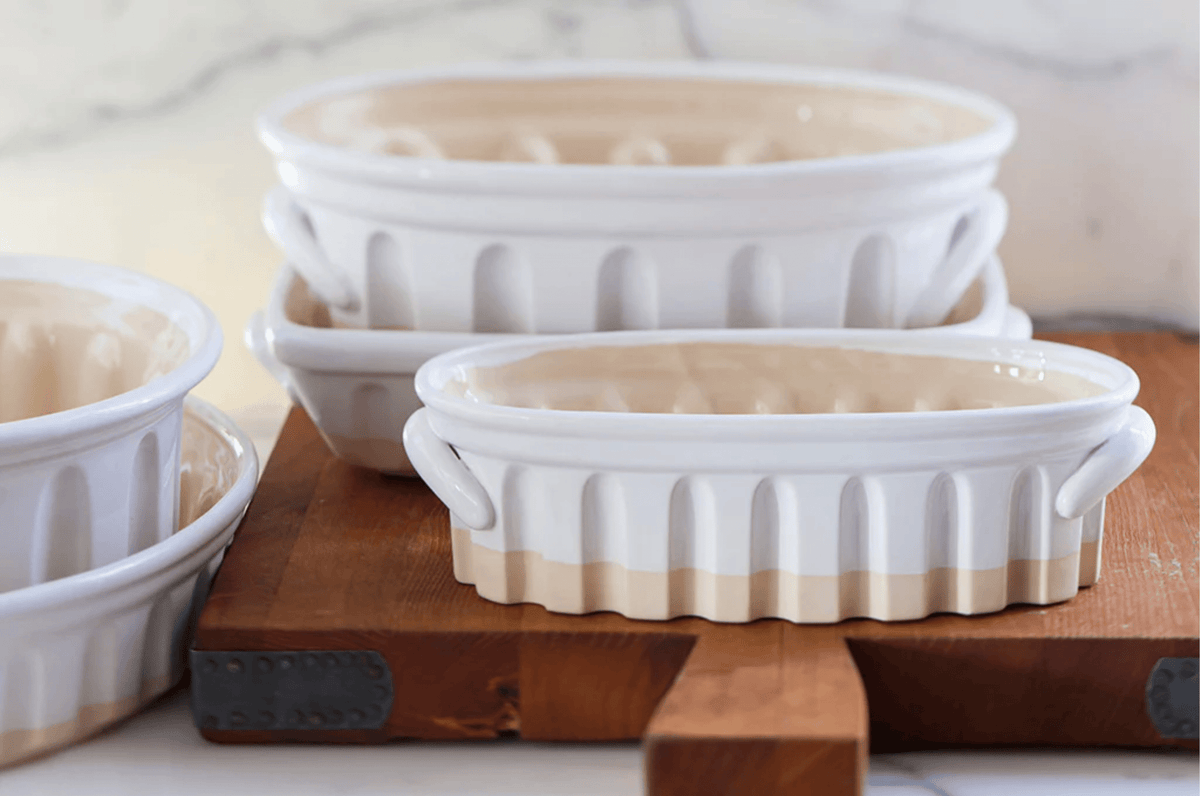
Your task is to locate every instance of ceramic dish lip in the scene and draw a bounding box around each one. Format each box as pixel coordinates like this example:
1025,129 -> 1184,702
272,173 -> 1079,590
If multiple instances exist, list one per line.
263,261 -> 520,371
263,256 -> 1015,373
0,255 -> 223,452
0,396 -> 257,620
257,59 -> 1016,195
414,330 -> 1141,443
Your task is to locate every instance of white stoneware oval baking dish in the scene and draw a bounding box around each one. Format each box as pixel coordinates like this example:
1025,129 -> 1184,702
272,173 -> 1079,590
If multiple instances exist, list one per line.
0,255 -> 222,592
0,397 -> 257,768
404,331 -> 1155,624
248,258 -> 1029,476
257,61 -> 1016,332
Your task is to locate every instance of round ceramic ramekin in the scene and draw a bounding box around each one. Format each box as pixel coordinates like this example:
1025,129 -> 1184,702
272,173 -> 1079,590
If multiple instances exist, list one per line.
248,257 -> 1029,476
0,397 -> 257,768
257,61 -> 1016,332
404,331 -> 1155,624
0,255 -> 222,592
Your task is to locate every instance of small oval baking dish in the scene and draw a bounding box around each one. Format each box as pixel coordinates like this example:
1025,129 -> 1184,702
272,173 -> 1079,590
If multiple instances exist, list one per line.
0,256 -> 223,592
257,61 -> 1015,332
0,397 -> 257,768
405,331 -> 1154,623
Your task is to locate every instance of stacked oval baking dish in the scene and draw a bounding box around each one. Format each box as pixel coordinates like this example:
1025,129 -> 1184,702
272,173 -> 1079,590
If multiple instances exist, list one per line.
258,61 -> 1015,333
250,61 -> 1154,623
0,255 -> 259,766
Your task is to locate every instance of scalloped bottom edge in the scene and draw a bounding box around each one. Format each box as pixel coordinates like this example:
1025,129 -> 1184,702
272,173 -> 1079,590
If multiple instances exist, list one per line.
452,528 -> 1100,623
0,673 -> 175,769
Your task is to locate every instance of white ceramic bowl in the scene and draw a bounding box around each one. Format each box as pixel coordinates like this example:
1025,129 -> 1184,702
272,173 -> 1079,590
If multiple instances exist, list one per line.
257,61 -> 1015,333
248,259 -> 1030,476
0,397 -> 257,768
404,331 -> 1155,624
0,256 -> 223,592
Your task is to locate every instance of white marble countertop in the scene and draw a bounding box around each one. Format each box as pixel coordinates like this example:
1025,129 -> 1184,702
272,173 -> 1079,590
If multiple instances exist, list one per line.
1,686 -> 1195,796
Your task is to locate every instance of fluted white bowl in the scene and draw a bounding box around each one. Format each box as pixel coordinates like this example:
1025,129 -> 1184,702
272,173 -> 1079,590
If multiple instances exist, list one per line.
0,397 -> 257,768
405,330 -> 1154,624
257,61 -> 1015,333
0,256 -> 223,592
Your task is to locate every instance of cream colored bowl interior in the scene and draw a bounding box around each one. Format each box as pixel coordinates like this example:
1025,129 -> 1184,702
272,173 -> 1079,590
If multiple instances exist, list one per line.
283,77 -> 994,166
448,342 -> 1108,414
0,280 -> 190,423
178,408 -> 240,527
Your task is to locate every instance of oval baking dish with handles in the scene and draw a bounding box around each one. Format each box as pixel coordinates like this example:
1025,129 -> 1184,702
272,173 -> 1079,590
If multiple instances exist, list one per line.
257,61 -> 1015,332
404,330 -> 1154,624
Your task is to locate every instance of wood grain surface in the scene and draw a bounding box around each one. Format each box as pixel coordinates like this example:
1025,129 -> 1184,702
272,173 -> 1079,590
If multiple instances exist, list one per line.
195,332 -> 1199,795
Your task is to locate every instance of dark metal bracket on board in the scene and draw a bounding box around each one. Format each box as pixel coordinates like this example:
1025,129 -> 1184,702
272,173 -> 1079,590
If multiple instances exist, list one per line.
190,650 -> 393,732
1146,657 -> 1199,739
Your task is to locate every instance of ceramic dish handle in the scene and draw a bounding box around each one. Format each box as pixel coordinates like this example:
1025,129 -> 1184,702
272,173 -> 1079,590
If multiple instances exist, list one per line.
403,408 -> 496,531
905,188 -> 1009,329
262,186 -> 359,312
1056,405 -> 1156,519
244,311 -> 299,404
1000,306 -> 1034,340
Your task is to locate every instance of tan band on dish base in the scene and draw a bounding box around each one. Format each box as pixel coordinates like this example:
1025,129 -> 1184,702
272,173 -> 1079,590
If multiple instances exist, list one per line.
452,527 -> 1100,623
0,674 -> 174,769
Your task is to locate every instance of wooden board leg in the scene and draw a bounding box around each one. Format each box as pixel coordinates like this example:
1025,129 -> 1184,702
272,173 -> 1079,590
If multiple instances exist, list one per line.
643,629 -> 868,796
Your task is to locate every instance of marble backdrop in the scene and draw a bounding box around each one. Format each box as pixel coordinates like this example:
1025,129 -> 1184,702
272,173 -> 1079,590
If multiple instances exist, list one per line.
0,0 -> 1195,431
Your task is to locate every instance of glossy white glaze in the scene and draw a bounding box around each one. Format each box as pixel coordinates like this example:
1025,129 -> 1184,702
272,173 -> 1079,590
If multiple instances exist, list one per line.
257,61 -> 1014,331
0,398 -> 257,768
250,259 -> 1029,476
0,256 -> 223,592
406,330 -> 1154,623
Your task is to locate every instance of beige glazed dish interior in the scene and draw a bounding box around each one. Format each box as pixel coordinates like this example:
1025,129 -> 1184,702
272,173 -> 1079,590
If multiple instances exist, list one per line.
177,408 -> 240,526
283,77 -> 994,165
448,342 -> 1108,414
0,280 -> 189,424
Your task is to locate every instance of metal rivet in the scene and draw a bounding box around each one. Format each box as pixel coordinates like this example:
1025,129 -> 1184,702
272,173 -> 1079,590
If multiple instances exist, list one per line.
308,713 -> 325,726
230,711 -> 247,726
1181,661 -> 1197,679
280,656 -> 294,670
1178,720 -> 1195,735
201,659 -> 217,675
304,654 -> 319,669
366,666 -> 383,680
349,709 -> 365,723
366,704 -> 382,719
226,659 -> 243,674
373,685 -> 388,700
259,711 -> 275,725
256,657 -> 273,673
1156,669 -> 1175,686
322,653 -> 339,668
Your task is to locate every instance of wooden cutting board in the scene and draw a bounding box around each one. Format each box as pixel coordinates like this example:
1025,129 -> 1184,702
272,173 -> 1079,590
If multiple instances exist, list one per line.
193,332 -> 1199,796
